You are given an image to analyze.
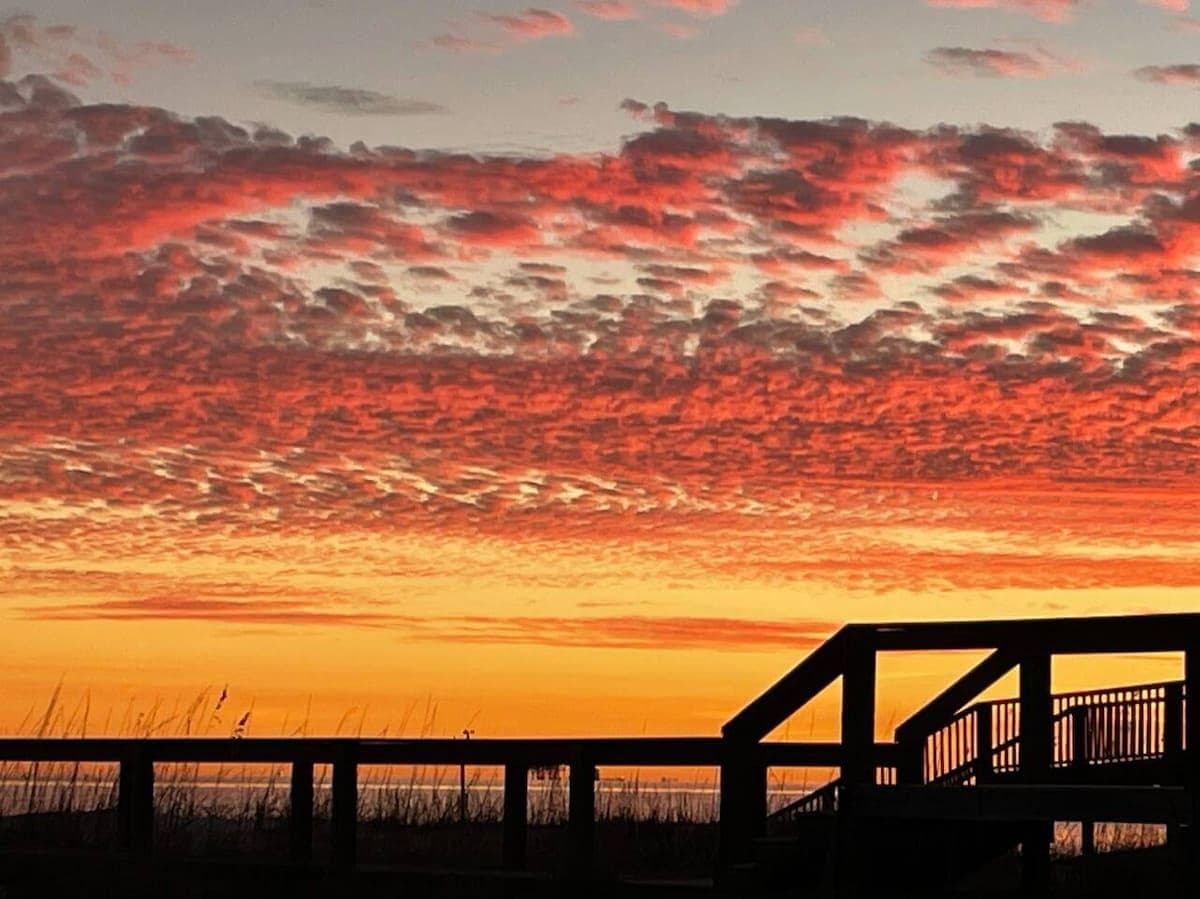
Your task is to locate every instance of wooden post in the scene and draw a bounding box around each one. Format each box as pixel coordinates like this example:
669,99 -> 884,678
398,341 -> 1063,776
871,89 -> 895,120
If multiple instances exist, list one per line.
331,744 -> 357,872
1185,645 -> 1200,896
716,745 -> 768,882
289,760 -> 313,861
841,635 -> 877,788
1166,682 -> 1185,779
567,754 -> 596,881
836,631 -> 876,897
975,706 -> 993,784
1020,652 -> 1052,895
717,746 -> 744,877
502,764 -> 528,870
117,744 -> 154,854
1165,681 -> 1184,851
896,737 -> 923,785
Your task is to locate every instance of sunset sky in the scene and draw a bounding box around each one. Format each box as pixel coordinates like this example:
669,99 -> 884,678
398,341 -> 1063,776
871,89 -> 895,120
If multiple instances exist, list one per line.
3,0 -> 1200,742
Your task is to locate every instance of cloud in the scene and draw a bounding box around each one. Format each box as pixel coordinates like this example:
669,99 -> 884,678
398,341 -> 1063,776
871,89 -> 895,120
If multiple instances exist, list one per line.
424,33 -> 504,53
23,596 -> 835,651
654,0 -> 737,15
924,45 -> 1082,78
577,0 -> 639,18
926,46 -> 1046,78
861,209 -> 1039,273
253,80 -> 446,116
1134,64 -> 1200,85
657,21 -> 700,38
7,85 -> 1200,628
485,8 -> 575,39
0,13 -> 191,86
924,0 -> 1080,22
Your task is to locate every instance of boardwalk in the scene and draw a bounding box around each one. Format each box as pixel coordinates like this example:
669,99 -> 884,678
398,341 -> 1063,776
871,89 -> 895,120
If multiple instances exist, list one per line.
1,612 -> 1199,897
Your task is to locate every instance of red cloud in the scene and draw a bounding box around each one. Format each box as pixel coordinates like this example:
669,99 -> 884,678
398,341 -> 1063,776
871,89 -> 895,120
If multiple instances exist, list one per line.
0,13 -> 191,86
486,8 -> 574,39
657,22 -> 700,38
577,0 -> 639,18
655,0 -> 736,15
24,595 -> 834,651
924,0 -> 1080,22
862,210 -> 1039,273
6,86 -> 1200,625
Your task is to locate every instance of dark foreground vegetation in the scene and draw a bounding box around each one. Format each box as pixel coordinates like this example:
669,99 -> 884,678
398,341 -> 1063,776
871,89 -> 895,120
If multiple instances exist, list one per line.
0,806 -> 1182,898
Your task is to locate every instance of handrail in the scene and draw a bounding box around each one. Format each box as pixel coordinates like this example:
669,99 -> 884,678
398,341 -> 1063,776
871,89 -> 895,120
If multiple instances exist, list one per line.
773,678 -> 1187,825
768,766 -> 895,822
723,628 -> 851,742
0,736 -> 900,768
1050,679 -> 1180,707
732,613 -> 1200,753
894,649 -> 1019,743
921,680 -> 1184,784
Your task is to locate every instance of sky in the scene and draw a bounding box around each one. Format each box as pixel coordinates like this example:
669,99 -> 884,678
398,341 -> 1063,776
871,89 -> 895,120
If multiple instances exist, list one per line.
2,0 -> 1200,743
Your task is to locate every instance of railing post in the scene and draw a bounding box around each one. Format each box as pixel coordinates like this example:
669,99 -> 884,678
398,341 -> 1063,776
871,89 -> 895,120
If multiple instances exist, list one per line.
1185,645 -> 1200,895
975,707 -> 993,784
289,759 -> 313,861
747,758 -> 768,830
331,743 -> 358,872
502,763 -> 528,870
897,736 -> 923,785
1165,681 -> 1185,851
117,743 -> 154,854
1019,651 -> 1052,896
716,741 -> 767,882
1166,682 -> 1185,778
567,753 -> 596,881
836,630 -> 876,897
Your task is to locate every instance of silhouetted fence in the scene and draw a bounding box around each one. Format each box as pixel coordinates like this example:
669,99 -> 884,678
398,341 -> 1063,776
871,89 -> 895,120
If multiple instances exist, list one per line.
3,613 -> 1200,896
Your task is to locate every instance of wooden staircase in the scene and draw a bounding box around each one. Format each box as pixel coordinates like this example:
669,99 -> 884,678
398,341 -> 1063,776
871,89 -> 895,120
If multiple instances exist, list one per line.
733,679 -> 1186,895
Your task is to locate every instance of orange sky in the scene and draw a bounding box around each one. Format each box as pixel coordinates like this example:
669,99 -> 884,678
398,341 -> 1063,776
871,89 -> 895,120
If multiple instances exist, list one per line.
4,6 -> 1200,742
4,483 -> 1193,740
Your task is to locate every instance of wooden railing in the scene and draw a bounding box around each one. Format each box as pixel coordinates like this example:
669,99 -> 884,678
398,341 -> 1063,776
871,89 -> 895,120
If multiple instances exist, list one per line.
921,680 -> 1185,786
0,735 -> 897,878
768,765 -> 896,826
772,679 -> 1188,826
1054,681 -> 1184,769
6,615 -> 1200,893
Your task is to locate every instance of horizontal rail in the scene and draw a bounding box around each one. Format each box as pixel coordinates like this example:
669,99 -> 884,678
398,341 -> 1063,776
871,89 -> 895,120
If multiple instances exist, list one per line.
729,613 -> 1196,745
865,613 -> 1200,653
1052,680 -> 1179,708
0,737 -> 899,768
